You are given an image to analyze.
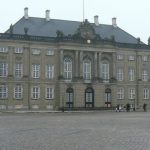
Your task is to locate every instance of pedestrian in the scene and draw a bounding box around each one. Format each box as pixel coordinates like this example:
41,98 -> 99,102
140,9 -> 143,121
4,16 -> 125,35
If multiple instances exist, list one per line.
126,104 -> 130,112
143,103 -> 147,112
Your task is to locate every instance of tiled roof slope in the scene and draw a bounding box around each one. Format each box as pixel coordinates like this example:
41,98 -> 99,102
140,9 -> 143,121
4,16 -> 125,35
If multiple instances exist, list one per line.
6,17 -> 142,44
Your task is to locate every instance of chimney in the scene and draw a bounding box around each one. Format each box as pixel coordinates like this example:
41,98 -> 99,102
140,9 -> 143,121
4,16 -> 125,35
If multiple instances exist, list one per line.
94,15 -> 99,26
112,17 -> 117,27
24,7 -> 29,19
45,10 -> 50,21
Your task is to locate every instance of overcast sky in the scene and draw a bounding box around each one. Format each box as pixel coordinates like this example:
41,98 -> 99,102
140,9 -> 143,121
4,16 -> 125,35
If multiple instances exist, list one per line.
0,0 -> 150,44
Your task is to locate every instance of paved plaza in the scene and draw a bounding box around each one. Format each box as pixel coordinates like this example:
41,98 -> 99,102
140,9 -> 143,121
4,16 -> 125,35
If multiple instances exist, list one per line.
0,112 -> 150,150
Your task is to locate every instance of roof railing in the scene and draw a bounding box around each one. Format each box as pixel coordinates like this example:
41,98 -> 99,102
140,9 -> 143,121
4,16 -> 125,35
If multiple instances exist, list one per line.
0,33 -> 149,49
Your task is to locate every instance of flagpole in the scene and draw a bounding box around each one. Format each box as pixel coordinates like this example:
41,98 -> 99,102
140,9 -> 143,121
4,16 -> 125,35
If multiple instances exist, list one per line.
83,0 -> 85,22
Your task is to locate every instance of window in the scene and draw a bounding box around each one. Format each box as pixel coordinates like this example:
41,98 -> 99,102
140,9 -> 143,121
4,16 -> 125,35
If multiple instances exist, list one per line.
128,88 -> 135,99
85,88 -> 94,108
45,87 -> 54,99
32,48 -> 41,55
117,54 -> 124,60
64,57 -> 72,80
117,88 -> 124,99
128,55 -> 135,61
143,88 -> 149,100
0,85 -> 8,99
14,63 -> 23,78
15,48 -> 23,54
47,49 -> 54,55
32,64 -> 40,78
142,70 -> 148,81
46,65 -> 54,79
0,63 -> 8,77
142,56 -> 148,62
129,68 -> 135,81
101,62 -> 109,80
31,86 -> 40,99
14,85 -> 23,99
66,88 -> 74,108
117,68 -> 124,81
83,59 -> 91,80
0,47 -> 8,53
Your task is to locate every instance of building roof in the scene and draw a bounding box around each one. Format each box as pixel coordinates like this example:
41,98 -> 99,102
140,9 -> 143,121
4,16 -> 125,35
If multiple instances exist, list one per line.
6,17 -> 142,44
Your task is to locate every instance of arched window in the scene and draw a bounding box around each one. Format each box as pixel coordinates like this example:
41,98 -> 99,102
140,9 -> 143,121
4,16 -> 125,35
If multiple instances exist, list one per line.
101,61 -> 109,80
83,59 -> 91,80
64,57 -> 72,80
66,88 -> 74,108
85,87 -> 94,108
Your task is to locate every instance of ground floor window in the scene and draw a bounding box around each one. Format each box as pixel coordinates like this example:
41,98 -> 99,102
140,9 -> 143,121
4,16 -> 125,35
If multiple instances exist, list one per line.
105,88 -> 111,107
85,87 -> 94,108
31,86 -> 40,99
0,85 -> 8,99
66,88 -> 74,108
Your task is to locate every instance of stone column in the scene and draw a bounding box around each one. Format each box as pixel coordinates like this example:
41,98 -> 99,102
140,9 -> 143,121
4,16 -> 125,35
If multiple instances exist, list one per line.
80,51 -> 83,77
75,51 -> 79,77
60,50 -> 64,76
98,52 -> 102,78
94,52 -> 98,78
112,53 -> 116,78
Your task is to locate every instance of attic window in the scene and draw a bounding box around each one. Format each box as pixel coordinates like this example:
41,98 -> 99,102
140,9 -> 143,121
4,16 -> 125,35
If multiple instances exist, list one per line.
47,49 -> 54,56
32,48 -> 41,55
117,54 -> 124,60
15,48 -> 23,54
0,47 -> 8,53
142,56 -> 148,62
128,55 -> 135,61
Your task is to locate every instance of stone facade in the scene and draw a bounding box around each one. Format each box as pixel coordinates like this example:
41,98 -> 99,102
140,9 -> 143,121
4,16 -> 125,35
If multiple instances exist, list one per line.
0,37 -> 150,111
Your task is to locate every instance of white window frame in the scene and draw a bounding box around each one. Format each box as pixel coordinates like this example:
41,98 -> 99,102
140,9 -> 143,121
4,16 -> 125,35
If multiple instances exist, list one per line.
128,55 -> 135,61
32,48 -> 41,55
117,54 -> 124,60
142,70 -> 149,81
143,88 -> 149,100
15,48 -> 23,54
0,47 -> 8,53
83,59 -> 91,80
31,86 -> 40,99
45,87 -> 54,99
14,85 -> 23,99
128,88 -> 135,99
129,68 -> 135,81
0,63 -> 8,77
47,49 -> 54,55
32,64 -> 40,78
117,68 -> 124,81
64,57 -> 72,80
46,65 -> 54,79
142,56 -> 148,62
0,85 -> 8,99
117,88 -> 124,99
14,63 -> 23,78
101,62 -> 109,80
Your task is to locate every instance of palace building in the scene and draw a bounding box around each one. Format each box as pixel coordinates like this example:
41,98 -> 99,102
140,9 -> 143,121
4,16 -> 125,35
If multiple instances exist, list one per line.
0,8 -> 150,110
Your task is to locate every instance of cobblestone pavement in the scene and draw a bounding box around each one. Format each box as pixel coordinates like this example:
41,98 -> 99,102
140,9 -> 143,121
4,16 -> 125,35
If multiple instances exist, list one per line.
0,112 -> 150,150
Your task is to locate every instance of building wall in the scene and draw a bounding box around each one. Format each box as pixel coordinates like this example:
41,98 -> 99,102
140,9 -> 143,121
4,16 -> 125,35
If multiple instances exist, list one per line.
0,39 -> 150,110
